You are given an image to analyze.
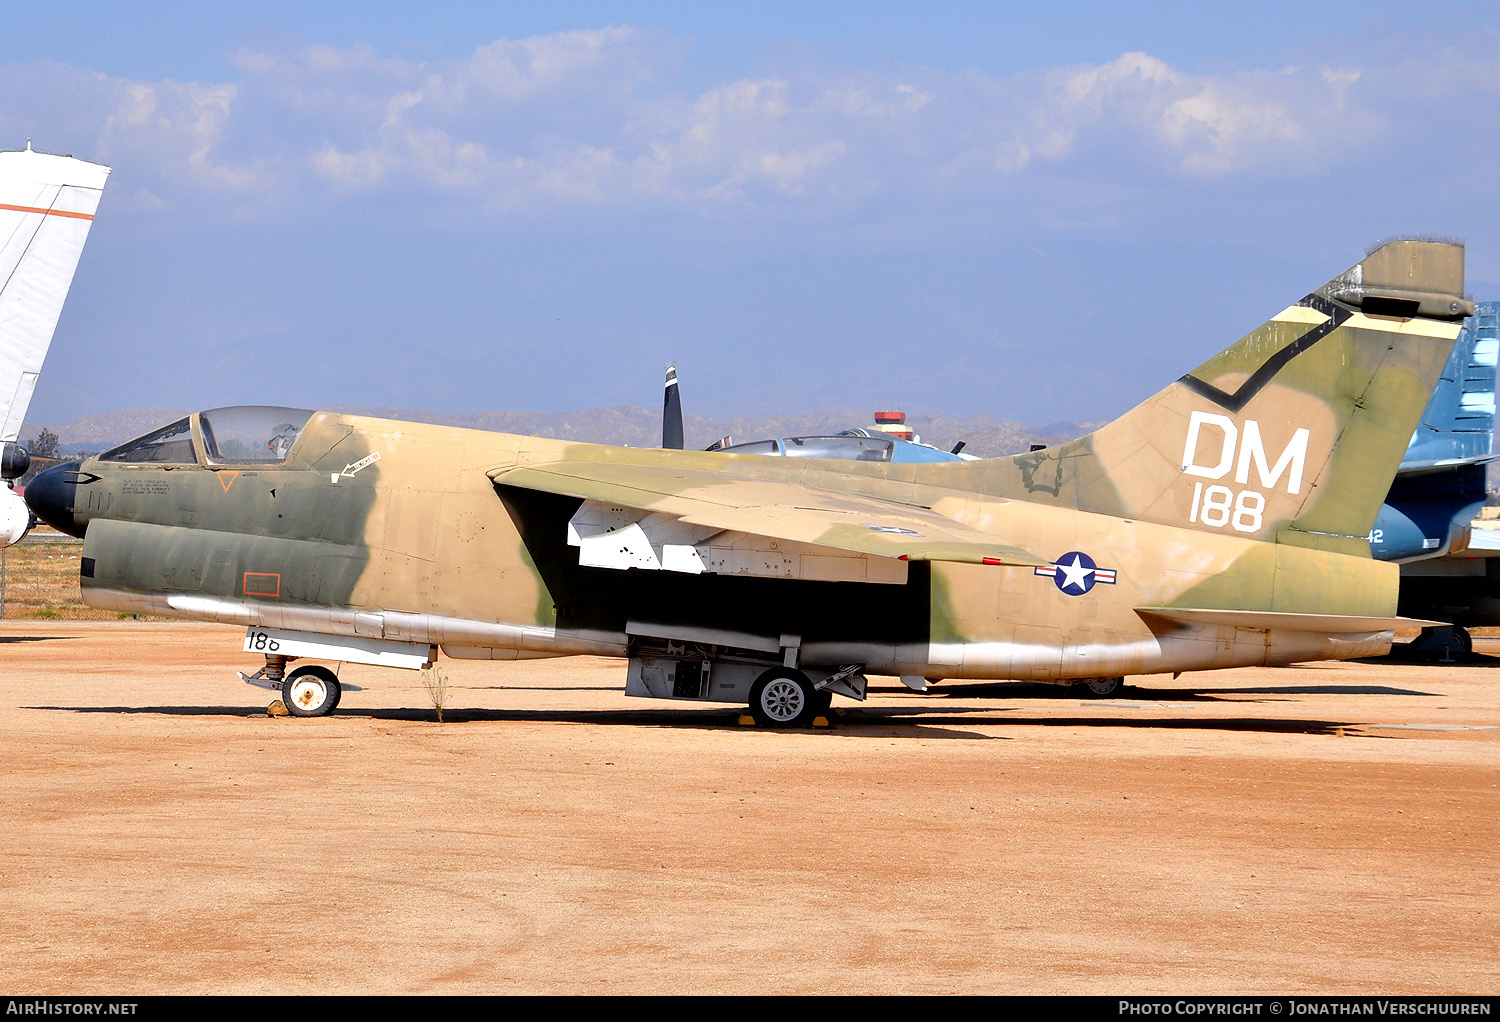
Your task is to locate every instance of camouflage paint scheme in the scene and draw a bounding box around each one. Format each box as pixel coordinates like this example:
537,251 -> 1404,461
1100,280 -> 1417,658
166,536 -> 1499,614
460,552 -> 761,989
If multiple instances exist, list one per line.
37,242 -> 1472,693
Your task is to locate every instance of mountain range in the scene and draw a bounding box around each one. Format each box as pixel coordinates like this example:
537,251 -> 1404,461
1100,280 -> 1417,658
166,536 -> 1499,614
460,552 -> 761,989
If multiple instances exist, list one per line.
21,406 -> 1103,460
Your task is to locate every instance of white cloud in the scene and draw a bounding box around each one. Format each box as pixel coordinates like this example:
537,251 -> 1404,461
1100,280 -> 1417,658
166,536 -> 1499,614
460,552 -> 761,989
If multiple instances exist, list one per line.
96,79 -> 264,192
311,143 -> 395,190
1009,52 -> 1372,178
2,28 -> 1491,219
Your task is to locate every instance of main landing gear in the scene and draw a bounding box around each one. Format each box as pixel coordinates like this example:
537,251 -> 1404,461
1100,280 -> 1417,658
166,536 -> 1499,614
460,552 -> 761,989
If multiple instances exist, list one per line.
1072,676 -> 1126,698
1401,625 -> 1472,662
625,637 -> 862,729
748,668 -> 835,728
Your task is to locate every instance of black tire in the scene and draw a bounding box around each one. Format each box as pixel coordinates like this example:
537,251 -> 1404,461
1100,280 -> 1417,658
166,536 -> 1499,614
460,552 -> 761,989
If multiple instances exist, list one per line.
749,668 -> 817,728
1076,676 -> 1125,698
1409,625 -> 1472,661
282,665 -> 341,717
813,688 -> 834,716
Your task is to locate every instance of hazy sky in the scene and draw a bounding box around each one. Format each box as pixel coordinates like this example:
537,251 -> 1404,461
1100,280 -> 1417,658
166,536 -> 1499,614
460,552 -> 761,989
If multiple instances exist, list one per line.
6,2 -> 1500,428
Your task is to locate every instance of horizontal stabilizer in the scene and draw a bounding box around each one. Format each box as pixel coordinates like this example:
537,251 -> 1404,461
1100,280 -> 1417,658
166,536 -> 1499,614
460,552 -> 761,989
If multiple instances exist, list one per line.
490,462 -> 1045,567
1136,607 -> 1444,632
1452,526 -> 1500,554
1397,453 -> 1500,475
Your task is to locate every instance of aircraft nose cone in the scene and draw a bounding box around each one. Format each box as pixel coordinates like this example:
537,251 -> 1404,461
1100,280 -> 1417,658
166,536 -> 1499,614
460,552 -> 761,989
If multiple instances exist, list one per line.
24,461 -> 84,538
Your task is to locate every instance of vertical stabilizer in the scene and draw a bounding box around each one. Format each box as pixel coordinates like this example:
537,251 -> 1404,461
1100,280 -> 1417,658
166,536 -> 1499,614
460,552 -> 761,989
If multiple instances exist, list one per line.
662,363 -> 684,449
1402,301 -> 1497,468
0,145 -> 110,443
1363,302 -> 1499,563
943,241 -> 1471,557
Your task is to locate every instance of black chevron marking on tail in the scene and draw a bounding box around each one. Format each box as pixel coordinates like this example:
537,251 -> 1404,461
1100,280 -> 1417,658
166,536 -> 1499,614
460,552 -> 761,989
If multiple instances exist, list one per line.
1178,294 -> 1352,413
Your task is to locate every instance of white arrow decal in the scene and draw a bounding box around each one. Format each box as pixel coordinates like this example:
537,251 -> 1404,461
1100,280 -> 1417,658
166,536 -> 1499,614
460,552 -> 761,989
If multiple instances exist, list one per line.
339,451 -> 382,478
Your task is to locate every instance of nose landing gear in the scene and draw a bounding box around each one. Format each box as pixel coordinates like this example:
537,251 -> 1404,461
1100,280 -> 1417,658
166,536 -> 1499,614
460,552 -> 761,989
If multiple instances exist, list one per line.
239,654 -> 342,717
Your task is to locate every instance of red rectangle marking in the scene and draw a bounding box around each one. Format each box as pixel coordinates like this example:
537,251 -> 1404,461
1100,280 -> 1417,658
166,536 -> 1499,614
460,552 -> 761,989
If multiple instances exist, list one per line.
243,572 -> 281,598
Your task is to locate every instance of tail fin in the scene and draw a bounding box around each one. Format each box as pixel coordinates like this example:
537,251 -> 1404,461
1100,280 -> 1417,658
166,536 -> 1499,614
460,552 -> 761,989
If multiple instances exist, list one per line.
1362,302 -> 1498,563
662,363 -> 684,449
1401,300 -> 1497,470
945,241 -> 1470,556
0,144 -> 110,443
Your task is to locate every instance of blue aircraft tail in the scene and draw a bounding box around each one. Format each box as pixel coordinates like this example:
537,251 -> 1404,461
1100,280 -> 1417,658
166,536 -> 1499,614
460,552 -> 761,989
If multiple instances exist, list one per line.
1402,301 -> 1497,469
1371,302 -> 1498,562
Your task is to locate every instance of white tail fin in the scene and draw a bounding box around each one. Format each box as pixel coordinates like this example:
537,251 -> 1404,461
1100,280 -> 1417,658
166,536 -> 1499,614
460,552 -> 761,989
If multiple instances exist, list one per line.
0,144 -> 110,442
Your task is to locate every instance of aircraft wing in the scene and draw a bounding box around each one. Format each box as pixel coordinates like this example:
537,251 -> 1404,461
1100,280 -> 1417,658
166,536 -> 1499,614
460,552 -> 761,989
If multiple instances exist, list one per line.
489,462 -> 1045,567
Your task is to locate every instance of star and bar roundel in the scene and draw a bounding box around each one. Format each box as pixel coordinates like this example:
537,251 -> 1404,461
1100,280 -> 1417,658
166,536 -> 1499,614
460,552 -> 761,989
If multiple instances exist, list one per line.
1034,551 -> 1118,596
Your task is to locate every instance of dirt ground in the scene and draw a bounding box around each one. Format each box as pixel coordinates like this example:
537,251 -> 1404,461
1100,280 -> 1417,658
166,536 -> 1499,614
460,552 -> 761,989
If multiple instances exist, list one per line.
0,620 -> 1496,995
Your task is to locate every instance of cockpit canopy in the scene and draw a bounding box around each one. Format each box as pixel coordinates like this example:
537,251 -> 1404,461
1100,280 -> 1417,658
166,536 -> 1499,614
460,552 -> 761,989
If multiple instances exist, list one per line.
714,432 -> 967,464
200,406 -> 312,464
718,435 -> 897,462
99,416 -> 195,464
100,406 -> 315,466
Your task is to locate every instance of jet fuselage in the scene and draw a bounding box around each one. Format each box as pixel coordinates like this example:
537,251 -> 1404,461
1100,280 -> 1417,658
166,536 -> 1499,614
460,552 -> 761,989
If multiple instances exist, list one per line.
30,408 -> 1399,683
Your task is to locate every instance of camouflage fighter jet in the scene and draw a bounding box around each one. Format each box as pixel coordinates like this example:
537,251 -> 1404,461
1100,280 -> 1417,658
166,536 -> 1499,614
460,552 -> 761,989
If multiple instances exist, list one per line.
0,144 -> 109,544
24,240 -> 1472,724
